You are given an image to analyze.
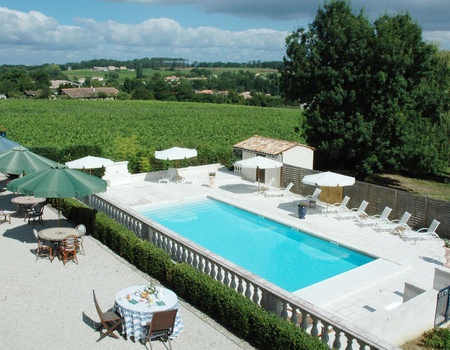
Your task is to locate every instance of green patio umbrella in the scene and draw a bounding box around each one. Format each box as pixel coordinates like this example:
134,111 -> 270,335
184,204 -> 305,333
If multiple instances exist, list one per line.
0,136 -> 20,153
7,164 -> 108,224
0,146 -> 57,175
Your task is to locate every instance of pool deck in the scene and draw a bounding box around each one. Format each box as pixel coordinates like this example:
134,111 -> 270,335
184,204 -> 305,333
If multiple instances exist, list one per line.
100,168 -> 446,330
1,167 -> 445,349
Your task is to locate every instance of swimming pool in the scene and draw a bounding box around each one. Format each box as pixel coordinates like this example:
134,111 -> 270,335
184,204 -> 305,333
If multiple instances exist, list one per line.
139,197 -> 375,292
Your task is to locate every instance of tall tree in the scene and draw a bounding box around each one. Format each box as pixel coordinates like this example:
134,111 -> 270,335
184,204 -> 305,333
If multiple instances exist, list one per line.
281,0 -> 450,177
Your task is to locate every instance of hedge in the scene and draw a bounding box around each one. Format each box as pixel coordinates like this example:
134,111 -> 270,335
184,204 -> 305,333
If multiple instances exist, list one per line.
59,197 -> 329,350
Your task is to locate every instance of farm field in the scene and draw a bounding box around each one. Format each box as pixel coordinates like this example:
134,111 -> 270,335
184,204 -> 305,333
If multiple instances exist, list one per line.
0,99 -> 303,169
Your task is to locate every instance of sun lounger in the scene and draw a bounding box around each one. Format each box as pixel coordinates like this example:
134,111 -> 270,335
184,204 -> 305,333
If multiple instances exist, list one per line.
400,219 -> 441,244
374,212 -> 411,234
335,200 -> 369,220
322,195 -> 350,215
264,182 -> 294,197
356,206 -> 392,227
159,168 -> 177,183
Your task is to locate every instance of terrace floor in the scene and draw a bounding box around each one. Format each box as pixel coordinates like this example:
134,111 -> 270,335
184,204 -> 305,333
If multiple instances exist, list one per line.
99,167 -> 446,344
0,166 -> 445,349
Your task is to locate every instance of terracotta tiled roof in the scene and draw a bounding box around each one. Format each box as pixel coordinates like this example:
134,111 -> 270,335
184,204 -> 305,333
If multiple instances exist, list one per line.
61,87 -> 119,99
233,135 -> 314,156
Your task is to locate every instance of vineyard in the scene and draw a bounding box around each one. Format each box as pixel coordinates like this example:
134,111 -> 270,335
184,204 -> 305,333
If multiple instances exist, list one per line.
0,100 -> 304,172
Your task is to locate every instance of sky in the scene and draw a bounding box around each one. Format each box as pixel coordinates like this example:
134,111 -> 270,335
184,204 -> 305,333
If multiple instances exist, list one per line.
0,0 -> 450,66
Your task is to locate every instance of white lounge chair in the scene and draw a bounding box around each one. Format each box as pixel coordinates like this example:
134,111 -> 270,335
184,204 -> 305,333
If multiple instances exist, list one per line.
159,168 -> 177,184
335,200 -> 369,220
356,206 -> 392,227
400,219 -> 441,243
322,195 -> 350,215
374,211 -> 412,234
261,177 -> 276,191
303,188 -> 322,208
264,182 -> 294,197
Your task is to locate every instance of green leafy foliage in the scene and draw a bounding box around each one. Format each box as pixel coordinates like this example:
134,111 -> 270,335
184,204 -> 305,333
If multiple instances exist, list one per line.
281,0 -> 450,178
0,100 -> 303,172
421,327 -> 450,349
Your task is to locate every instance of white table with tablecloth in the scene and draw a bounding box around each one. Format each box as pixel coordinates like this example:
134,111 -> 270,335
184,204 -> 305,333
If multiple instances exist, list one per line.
114,285 -> 183,341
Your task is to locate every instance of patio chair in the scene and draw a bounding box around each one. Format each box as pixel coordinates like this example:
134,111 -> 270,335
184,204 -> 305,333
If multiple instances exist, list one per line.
27,203 -> 44,225
399,219 -> 441,244
33,228 -> 53,262
93,290 -> 122,342
304,188 -> 322,208
322,195 -> 350,215
159,168 -> 177,184
356,206 -> 392,227
0,208 -> 11,224
144,308 -> 178,350
59,234 -> 78,265
75,224 -> 86,255
374,211 -> 412,234
335,200 -> 369,220
264,182 -> 294,197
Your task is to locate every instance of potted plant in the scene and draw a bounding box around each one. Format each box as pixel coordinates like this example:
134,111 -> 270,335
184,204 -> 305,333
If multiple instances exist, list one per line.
0,125 -> 6,137
297,202 -> 308,219
208,172 -> 216,188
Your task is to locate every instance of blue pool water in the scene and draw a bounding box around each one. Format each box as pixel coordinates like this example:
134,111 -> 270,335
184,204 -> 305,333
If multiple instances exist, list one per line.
139,198 -> 375,292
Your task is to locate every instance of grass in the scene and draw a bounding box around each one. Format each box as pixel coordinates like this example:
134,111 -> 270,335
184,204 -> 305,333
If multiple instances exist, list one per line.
367,173 -> 450,202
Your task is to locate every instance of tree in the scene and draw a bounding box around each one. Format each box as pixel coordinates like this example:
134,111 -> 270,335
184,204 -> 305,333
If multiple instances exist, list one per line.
281,0 -> 450,177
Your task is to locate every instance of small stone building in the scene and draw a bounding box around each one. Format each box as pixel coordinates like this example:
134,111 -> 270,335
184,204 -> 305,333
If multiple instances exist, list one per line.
233,135 -> 315,187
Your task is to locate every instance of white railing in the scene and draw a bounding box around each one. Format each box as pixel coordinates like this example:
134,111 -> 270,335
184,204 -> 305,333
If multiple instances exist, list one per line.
87,194 -> 400,350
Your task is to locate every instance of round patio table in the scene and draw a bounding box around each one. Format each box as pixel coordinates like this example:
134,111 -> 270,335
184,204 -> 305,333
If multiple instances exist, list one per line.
11,196 -> 46,213
38,227 -> 83,242
114,285 -> 183,341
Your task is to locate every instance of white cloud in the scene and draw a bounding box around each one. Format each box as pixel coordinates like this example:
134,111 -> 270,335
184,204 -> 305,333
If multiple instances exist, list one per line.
0,7 -> 288,64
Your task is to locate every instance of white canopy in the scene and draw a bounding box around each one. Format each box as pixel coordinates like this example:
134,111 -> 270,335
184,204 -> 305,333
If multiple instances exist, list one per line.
154,147 -> 197,161
234,156 -> 283,169
302,171 -> 355,187
66,156 -> 114,170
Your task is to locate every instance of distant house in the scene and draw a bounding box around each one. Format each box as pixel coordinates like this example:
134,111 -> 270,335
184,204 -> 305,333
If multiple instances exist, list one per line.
233,135 -> 315,187
61,87 -> 119,99
24,90 -> 43,98
50,80 -> 79,89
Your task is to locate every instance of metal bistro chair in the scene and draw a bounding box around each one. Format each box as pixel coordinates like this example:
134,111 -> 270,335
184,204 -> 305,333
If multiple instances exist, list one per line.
144,309 -> 178,350
27,203 -> 45,226
33,228 -> 53,262
75,224 -> 86,255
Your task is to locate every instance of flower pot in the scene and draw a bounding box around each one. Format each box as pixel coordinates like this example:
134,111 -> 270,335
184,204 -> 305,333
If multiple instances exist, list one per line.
0,131 -> 6,137
209,176 -> 215,188
298,206 -> 307,219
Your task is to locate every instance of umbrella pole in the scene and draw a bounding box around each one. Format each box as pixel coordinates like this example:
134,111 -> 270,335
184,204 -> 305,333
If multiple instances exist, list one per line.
58,198 -> 61,227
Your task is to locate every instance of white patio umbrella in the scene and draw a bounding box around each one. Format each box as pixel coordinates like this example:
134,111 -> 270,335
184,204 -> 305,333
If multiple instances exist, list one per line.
302,171 -> 355,215
234,156 -> 283,190
66,156 -> 114,170
154,147 -> 197,161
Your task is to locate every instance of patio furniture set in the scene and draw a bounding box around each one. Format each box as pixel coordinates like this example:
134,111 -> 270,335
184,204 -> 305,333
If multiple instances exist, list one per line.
94,284 -> 183,349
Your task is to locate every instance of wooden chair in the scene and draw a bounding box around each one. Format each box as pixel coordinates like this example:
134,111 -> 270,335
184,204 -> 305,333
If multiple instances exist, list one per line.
59,234 -> 78,265
75,224 -> 86,255
27,203 -> 45,225
144,309 -> 178,350
33,228 -> 53,262
93,290 -> 122,342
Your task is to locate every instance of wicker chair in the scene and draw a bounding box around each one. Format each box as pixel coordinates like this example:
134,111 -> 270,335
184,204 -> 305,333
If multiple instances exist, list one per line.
59,234 -> 78,265
33,228 -> 53,262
